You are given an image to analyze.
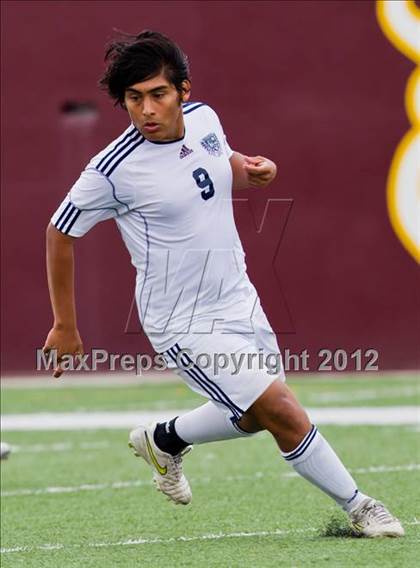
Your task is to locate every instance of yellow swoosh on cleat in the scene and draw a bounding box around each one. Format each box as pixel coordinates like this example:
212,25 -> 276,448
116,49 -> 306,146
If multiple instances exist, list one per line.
145,431 -> 167,475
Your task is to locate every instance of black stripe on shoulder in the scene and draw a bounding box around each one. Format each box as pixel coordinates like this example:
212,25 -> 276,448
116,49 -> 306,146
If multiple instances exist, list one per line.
104,136 -> 146,177
96,126 -> 138,170
183,103 -> 207,115
98,131 -> 141,174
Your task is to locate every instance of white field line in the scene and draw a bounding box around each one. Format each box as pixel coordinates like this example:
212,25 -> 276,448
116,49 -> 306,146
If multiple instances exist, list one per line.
307,406 -> 419,425
0,410 -> 182,431
310,386 -> 420,404
9,441 -> 110,454
0,528 -> 315,554
5,423 -> 420,456
1,520 -> 420,555
2,370 -> 418,389
2,464 -> 419,498
0,372 -> 177,388
2,406 -> 420,431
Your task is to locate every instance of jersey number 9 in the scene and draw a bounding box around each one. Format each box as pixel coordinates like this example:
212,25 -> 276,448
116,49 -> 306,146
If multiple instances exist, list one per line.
192,168 -> 215,201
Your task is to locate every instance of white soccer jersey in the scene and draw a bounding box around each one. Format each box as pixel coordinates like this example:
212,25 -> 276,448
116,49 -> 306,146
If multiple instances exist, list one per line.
51,102 -> 258,352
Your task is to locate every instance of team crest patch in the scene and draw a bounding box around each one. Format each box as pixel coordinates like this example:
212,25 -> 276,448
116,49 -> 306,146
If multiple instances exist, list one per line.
200,132 -> 222,157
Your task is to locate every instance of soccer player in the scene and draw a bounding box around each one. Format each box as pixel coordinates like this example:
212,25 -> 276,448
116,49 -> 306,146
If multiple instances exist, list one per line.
43,30 -> 403,537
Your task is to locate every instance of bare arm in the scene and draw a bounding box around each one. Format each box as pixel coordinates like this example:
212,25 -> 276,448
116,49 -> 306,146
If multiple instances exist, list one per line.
229,151 -> 277,191
43,223 -> 83,377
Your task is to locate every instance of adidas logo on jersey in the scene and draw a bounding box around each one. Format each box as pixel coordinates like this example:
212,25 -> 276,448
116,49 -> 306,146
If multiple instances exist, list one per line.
179,144 -> 193,159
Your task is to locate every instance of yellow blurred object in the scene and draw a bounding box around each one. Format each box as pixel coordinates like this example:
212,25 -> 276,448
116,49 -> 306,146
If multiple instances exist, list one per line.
377,0 -> 420,263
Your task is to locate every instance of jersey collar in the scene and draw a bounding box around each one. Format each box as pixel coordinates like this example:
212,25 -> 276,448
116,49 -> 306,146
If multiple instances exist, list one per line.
135,125 -> 186,145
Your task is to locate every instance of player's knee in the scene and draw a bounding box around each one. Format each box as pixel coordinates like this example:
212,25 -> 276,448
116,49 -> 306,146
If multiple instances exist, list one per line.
269,396 -> 300,425
237,412 -> 264,434
251,383 -> 309,435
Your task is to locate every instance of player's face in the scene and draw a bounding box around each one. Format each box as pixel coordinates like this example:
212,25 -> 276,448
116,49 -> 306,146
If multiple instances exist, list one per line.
124,72 -> 191,142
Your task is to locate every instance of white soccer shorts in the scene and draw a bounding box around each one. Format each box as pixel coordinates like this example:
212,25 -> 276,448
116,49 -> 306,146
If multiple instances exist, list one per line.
162,301 -> 285,423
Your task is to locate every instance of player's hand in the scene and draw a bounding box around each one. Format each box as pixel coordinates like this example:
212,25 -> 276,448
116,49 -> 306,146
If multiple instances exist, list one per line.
42,326 -> 84,378
243,155 -> 277,188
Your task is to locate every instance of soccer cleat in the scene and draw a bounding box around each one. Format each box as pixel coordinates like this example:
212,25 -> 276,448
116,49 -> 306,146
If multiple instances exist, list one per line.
129,423 -> 192,505
349,498 -> 404,537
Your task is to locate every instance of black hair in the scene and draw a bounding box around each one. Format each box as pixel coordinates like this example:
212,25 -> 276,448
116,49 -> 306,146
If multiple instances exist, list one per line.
99,30 -> 190,107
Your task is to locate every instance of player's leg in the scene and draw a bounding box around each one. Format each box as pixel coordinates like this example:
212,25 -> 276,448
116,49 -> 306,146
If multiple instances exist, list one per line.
136,400 -> 260,459
130,308 -> 404,535
172,400 -> 262,447
246,379 -> 365,505
129,330 -> 273,505
129,403 -> 262,506
240,302 -> 404,537
246,379 -> 404,537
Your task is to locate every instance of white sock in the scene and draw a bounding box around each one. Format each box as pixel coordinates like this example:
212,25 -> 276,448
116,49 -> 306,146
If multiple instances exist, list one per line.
174,402 -> 255,444
281,425 -> 367,512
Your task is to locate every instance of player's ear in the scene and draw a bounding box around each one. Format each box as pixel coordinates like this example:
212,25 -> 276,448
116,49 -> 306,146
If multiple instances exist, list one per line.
180,80 -> 191,103
120,93 -> 127,111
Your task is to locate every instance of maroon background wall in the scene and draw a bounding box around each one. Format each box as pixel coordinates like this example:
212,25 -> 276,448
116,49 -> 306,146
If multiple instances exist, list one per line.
1,0 -> 419,373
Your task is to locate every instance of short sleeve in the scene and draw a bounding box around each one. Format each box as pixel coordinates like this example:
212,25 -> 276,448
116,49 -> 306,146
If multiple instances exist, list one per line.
222,134 -> 234,159
51,168 -> 128,237
205,106 -> 234,159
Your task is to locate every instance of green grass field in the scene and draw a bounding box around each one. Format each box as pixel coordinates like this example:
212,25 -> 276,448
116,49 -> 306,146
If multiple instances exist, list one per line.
1,373 -> 419,567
